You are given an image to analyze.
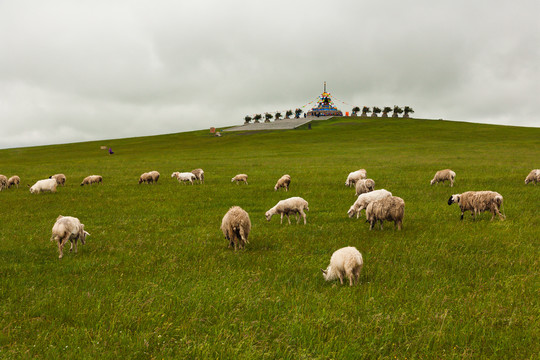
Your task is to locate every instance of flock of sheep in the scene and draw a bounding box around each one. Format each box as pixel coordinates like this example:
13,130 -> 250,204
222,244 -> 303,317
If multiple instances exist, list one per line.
1,168 -> 538,286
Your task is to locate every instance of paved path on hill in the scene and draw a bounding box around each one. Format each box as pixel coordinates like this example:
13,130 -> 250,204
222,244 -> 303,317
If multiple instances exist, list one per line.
223,117 -> 331,132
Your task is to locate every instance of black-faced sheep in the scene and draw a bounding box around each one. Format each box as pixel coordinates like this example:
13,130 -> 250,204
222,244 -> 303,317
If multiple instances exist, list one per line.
81,175 -> 103,186
220,206 -> 251,250
191,168 -> 205,184
525,169 -> 540,185
322,246 -> 363,286
29,179 -> 58,194
274,174 -> 291,192
7,175 -> 20,189
231,174 -> 248,185
265,197 -> 309,225
347,189 -> 392,219
50,215 -> 90,259
355,178 -> 375,196
345,169 -> 367,187
49,173 -> 66,186
430,169 -> 456,187
448,191 -> 505,221
365,196 -> 405,230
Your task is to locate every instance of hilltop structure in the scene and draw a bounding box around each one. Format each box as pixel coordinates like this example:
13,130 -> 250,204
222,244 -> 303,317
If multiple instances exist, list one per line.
306,82 -> 343,117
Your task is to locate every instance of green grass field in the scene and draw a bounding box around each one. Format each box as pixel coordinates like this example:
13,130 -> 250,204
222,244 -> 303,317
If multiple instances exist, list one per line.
1,117 -> 539,359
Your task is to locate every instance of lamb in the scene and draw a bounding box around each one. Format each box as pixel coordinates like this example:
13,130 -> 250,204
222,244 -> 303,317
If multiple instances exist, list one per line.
7,175 -> 20,189
29,178 -> 58,194
274,174 -> 291,192
265,197 -> 309,225
347,189 -> 392,218
49,173 -> 66,186
191,168 -> 205,184
50,215 -> 90,259
448,191 -> 505,221
355,178 -> 375,196
0,175 -> 7,191
430,169 -> 456,187
365,196 -> 405,230
220,206 -> 251,250
321,246 -> 363,286
171,171 -> 196,184
345,169 -> 367,187
525,169 -> 540,185
139,171 -> 160,184
80,175 -> 103,186
231,174 -> 248,185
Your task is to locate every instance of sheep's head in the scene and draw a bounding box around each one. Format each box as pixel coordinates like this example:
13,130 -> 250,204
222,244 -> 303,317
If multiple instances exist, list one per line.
321,267 -> 331,281
347,206 -> 356,218
81,230 -> 90,245
231,178 -> 235,182
265,211 -> 273,221
448,194 -> 460,205
171,172 -> 177,178
430,179 -> 435,185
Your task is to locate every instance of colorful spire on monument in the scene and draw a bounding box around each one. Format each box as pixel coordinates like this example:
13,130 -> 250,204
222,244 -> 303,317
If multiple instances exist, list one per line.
307,81 -> 343,117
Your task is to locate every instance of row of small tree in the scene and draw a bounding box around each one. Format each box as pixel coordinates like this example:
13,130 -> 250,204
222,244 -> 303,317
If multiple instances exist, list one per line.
244,108 -> 303,124
244,106 -> 414,124
351,106 -> 414,118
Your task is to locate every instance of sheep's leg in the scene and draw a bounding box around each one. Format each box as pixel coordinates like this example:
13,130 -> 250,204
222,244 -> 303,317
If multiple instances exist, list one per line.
337,272 -> 344,285
58,236 -> 69,259
299,210 -> 306,225
379,220 -> 384,230
245,181 -> 248,185
369,220 -> 374,230
280,213 -> 284,224
397,220 -> 402,230
286,214 -> 291,225
295,212 -> 300,223
73,239 -> 78,253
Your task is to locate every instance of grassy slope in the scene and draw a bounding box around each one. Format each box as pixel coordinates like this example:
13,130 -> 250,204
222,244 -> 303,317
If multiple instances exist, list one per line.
0,118 -> 539,359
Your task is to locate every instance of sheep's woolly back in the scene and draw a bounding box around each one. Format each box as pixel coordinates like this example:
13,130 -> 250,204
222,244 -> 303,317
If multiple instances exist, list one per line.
366,196 -> 405,230
525,169 -> 540,184
221,206 -> 251,250
322,246 -> 363,286
355,178 -> 375,196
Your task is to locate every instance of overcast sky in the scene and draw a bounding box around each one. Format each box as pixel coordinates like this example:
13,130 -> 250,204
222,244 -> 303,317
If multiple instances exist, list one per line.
1,0 -> 539,149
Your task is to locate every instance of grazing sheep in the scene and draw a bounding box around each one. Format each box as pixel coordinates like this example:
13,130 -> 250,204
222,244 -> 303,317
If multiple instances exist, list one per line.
430,169 -> 456,187
80,175 -> 103,186
448,191 -> 505,221
366,196 -> 405,230
50,215 -> 90,259
220,206 -> 251,250
355,178 -> 375,196
525,169 -> 540,185
7,175 -> 20,189
49,173 -> 66,186
274,174 -> 291,192
231,174 -> 248,185
171,171 -> 196,184
265,197 -> 309,225
191,168 -> 205,184
347,189 -> 392,219
29,179 -> 58,194
322,246 -> 363,286
345,169 -> 367,187
139,171 -> 160,184
0,174 -> 8,191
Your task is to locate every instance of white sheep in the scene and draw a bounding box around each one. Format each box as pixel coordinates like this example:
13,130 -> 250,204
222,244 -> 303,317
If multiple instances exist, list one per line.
0,174 -> 8,191
191,168 -> 205,184
321,246 -> 363,286
345,169 -> 367,187
525,169 -> 540,185
448,191 -> 505,221
265,197 -> 309,225
81,175 -> 103,186
347,189 -> 392,218
7,175 -> 20,189
29,179 -> 58,194
365,196 -> 405,230
171,172 -> 197,184
430,169 -> 456,187
139,171 -> 160,184
274,174 -> 291,191
220,206 -> 251,250
50,215 -> 90,259
49,173 -> 66,186
355,178 -> 375,196
231,174 -> 248,185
